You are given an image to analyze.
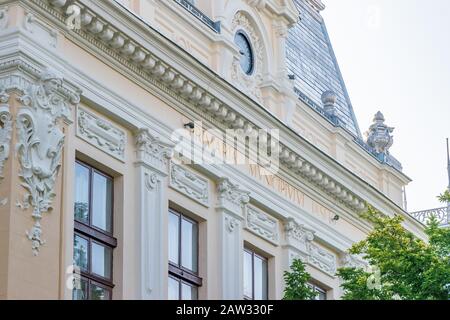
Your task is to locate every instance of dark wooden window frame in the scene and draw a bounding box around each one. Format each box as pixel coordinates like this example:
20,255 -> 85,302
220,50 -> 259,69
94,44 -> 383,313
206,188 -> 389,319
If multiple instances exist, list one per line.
244,248 -> 269,300
74,160 -> 117,300
168,209 -> 202,299
308,283 -> 328,300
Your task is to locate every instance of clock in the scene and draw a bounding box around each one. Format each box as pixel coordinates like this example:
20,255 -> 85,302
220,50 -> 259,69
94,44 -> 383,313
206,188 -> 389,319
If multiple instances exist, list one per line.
234,31 -> 254,75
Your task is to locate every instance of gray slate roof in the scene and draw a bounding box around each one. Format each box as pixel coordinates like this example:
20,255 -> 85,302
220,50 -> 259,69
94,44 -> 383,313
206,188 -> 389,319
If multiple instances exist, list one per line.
286,0 -> 362,137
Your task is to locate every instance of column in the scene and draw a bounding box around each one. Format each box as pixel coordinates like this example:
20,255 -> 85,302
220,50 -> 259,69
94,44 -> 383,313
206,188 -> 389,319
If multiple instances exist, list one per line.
135,128 -> 174,299
216,177 -> 250,300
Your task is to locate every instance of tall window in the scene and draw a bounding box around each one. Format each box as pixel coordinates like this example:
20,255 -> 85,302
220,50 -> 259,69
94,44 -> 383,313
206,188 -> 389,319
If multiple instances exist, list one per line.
72,161 -> 117,300
309,283 -> 327,300
168,209 -> 202,300
244,249 -> 268,300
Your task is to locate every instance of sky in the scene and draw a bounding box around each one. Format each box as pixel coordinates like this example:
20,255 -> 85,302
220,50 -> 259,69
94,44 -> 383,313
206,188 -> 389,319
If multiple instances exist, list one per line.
321,0 -> 450,212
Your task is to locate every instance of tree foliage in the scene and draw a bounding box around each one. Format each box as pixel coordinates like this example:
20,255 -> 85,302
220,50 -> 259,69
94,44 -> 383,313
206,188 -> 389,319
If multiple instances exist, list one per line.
337,194 -> 450,300
283,259 -> 317,300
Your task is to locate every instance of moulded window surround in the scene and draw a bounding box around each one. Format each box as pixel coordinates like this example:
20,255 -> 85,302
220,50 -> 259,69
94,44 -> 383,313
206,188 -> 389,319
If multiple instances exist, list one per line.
168,209 -> 202,300
73,160 -> 117,300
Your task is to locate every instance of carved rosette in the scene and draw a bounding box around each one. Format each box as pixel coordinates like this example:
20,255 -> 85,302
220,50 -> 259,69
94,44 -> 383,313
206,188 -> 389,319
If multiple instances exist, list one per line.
231,11 -> 264,102
16,68 -> 79,255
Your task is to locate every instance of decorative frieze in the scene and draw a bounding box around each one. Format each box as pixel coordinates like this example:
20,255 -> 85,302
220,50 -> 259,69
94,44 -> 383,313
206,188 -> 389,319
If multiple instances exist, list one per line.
39,0 -> 368,213
76,106 -> 126,161
309,243 -> 337,276
245,206 -> 279,244
340,253 -> 367,270
15,68 -> 80,255
169,164 -> 209,207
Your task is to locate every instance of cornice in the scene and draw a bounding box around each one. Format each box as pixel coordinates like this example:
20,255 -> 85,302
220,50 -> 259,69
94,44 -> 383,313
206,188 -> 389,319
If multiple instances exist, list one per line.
23,0 -> 423,230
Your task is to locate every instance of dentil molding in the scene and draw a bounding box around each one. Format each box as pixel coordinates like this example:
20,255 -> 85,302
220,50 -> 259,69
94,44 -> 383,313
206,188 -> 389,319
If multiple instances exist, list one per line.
37,0 -> 370,214
76,106 -> 126,161
15,67 -> 80,256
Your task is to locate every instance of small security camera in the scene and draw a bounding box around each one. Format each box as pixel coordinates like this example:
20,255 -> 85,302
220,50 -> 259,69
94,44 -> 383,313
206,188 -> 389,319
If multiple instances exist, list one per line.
183,122 -> 195,130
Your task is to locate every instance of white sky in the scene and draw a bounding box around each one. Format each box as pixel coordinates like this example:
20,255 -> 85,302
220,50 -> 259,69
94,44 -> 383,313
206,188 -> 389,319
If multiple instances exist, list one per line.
321,0 -> 450,212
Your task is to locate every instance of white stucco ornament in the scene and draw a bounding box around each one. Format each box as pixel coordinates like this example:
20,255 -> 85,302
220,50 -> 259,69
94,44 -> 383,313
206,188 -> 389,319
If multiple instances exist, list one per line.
16,68 -> 78,256
366,111 -> 394,155
231,11 -> 264,102
0,86 -> 12,205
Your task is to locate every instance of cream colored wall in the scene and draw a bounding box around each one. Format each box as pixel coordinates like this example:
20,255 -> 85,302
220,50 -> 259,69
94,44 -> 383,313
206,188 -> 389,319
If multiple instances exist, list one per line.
0,0 -> 423,300
118,0 -> 409,208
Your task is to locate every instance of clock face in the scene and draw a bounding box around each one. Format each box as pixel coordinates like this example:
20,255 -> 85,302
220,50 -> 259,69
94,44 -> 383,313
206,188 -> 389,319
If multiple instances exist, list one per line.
234,31 -> 254,75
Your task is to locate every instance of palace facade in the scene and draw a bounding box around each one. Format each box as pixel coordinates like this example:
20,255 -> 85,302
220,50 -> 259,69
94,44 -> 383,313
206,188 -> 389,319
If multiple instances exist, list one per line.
0,0 -> 425,300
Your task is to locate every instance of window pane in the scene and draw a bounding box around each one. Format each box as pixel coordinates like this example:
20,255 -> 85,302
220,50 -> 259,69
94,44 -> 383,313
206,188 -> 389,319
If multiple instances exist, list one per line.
181,283 -> 198,300
92,172 -> 113,232
316,290 -> 327,300
72,278 -> 88,300
254,255 -> 268,300
168,277 -> 180,300
91,242 -> 112,279
243,250 -> 253,299
181,218 -> 198,272
90,283 -> 111,300
74,163 -> 90,223
73,235 -> 89,272
168,212 -> 180,265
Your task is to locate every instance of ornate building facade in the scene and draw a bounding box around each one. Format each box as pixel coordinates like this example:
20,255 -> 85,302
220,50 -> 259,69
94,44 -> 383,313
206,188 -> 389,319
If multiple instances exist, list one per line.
0,0 -> 425,299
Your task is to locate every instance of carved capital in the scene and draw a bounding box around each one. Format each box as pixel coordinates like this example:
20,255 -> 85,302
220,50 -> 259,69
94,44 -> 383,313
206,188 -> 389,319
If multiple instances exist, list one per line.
15,67 -> 80,255
283,218 -> 314,254
135,128 -> 174,175
217,177 -> 250,217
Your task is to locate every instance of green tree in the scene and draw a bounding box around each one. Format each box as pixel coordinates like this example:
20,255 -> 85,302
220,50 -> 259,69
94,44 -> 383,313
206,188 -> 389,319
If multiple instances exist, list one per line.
337,194 -> 450,300
283,258 -> 317,300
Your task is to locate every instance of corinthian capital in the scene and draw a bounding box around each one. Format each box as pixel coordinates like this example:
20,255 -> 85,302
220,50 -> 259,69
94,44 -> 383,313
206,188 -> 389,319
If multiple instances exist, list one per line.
135,128 -> 174,174
217,177 -> 250,217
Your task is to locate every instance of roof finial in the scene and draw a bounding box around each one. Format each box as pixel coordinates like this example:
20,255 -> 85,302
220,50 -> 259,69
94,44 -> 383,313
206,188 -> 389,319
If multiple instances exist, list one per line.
366,111 -> 394,155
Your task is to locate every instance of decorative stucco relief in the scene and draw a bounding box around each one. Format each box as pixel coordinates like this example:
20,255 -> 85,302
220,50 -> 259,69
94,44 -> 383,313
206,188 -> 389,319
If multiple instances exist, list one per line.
0,86 -> 12,205
231,11 -> 264,102
170,164 -> 209,207
39,0 -> 368,213
245,206 -> 279,244
284,218 -> 337,276
0,6 -> 8,30
76,106 -> 126,161
16,68 -> 79,255
217,177 -> 250,216
309,243 -> 337,276
340,253 -> 367,270
135,128 -> 174,174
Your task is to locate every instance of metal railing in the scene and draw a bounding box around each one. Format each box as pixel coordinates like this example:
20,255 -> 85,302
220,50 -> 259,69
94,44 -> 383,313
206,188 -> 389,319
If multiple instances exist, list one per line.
173,0 -> 221,33
410,207 -> 449,226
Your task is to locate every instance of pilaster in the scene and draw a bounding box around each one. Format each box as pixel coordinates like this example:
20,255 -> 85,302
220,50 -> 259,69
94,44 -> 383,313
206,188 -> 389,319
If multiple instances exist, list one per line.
134,128 -> 174,299
216,177 -> 250,300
